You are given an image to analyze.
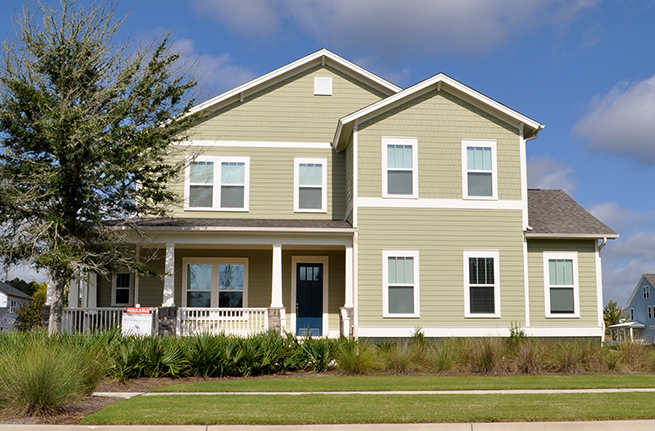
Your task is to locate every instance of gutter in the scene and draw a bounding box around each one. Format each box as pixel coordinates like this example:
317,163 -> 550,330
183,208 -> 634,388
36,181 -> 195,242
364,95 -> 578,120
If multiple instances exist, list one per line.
598,237 -> 608,250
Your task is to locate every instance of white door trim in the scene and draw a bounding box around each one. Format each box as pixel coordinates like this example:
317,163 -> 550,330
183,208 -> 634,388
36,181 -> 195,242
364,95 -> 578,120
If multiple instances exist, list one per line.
290,255 -> 329,336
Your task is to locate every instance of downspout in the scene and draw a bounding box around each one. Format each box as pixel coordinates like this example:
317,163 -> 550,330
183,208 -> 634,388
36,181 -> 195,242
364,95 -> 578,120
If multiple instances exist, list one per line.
599,237 -> 608,251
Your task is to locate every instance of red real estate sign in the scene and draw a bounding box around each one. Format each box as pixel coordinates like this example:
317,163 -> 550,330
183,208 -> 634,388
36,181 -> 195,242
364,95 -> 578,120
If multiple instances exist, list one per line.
126,307 -> 151,314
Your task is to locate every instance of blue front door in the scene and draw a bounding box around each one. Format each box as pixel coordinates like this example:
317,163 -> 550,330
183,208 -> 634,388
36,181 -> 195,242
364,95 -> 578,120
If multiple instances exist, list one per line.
296,263 -> 323,336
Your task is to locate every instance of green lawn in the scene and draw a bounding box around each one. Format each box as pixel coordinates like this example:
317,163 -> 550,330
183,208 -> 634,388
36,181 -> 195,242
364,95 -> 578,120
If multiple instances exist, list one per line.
148,373 -> 655,393
83,392 -> 655,425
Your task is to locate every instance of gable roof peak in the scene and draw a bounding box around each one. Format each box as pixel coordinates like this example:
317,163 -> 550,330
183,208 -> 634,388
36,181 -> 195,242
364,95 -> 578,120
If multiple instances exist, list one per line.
188,49 -> 401,117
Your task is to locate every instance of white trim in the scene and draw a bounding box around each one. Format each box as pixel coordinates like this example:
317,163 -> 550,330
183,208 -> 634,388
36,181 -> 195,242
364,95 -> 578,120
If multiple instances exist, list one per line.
181,140 -> 333,150
464,250 -> 501,318
271,244 -> 283,308
382,250 -> 420,318
181,257 -> 249,308
519,124 -> 529,230
163,243 -> 175,307
111,272 -> 133,307
185,155 -> 250,212
358,325 -> 603,338
345,245 -> 354,308
353,122 -> 359,228
353,232 -> 359,338
523,235 -> 531,327
189,49 -> 400,117
357,197 -> 523,210
290,256 -> 329,337
626,276 -> 647,307
382,137 -> 419,199
595,241 -> 604,328
543,251 -> 580,318
462,139 -> 497,200
526,233 -> 619,239
294,157 -> 328,213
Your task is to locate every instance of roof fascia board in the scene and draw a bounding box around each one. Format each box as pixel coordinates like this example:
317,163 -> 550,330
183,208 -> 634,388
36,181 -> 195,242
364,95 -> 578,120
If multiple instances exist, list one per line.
524,233 -> 619,239
117,225 -> 357,234
189,49 -> 400,117
334,74 -> 543,151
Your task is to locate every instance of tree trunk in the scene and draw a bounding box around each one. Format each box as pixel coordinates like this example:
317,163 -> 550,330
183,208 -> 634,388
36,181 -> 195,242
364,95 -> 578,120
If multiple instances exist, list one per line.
48,276 -> 66,334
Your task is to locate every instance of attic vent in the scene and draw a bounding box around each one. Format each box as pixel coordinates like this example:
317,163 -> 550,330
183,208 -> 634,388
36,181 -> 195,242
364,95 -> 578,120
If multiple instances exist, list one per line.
314,77 -> 332,96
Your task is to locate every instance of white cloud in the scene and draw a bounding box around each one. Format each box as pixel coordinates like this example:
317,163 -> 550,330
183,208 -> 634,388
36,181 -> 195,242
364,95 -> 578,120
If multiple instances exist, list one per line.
172,39 -> 256,96
192,0 -> 598,57
574,75 -> 655,164
2,263 -> 46,284
527,155 -> 576,196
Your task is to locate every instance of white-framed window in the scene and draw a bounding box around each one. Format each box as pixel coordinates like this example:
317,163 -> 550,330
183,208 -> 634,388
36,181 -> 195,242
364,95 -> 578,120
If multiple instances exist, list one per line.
382,137 -> 418,198
644,285 -> 650,299
543,251 -> 580,318
185,156 -> 250,211
314,77 -> 332,95
112,272 -> 133,306
382,250 -> 420,318
182,258 -> 248,308
462,139 -> 497,199
464,251 -> 501,318
631,308 -> 635,321
294,158 -> 327,212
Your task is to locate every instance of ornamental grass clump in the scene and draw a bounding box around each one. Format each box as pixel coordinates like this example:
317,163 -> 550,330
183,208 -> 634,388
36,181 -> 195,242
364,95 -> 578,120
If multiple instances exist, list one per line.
333,337 -> 379,375
0,331 -> 107,416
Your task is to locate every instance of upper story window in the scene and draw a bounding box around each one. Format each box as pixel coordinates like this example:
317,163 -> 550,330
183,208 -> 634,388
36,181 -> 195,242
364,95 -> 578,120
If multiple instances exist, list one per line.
112,272 -> 132,306
294,158 -> 327,212
543,252 -> 579,318
383,250 -> 420,318
464,251 -> 500,318
644,285 -> 650,299
186,156 -> 250,211
462,139 -> 497,199
382,137 -> 418,198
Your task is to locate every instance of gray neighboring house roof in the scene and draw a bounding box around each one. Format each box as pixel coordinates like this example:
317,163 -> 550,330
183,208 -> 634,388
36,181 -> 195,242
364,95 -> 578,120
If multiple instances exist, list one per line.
527,189 -> 618,239
0,281 -> 32,300
643,274 -> 655,287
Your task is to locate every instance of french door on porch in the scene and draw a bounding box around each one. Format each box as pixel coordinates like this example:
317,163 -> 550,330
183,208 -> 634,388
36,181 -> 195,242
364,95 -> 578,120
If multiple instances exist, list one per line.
295,262 -> 324,336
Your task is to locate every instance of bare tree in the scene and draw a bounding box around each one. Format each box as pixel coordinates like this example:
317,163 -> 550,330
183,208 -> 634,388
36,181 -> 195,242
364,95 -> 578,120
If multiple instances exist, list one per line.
0,0 -> 197,332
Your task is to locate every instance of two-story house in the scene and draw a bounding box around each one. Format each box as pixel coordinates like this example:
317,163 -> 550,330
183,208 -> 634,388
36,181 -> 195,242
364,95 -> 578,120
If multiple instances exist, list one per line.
610,275 -> 655,343
61,49 -> 617,339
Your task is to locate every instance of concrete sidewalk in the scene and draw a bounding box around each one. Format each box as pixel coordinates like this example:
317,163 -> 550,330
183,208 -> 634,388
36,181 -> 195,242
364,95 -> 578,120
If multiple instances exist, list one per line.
2,421 -> 655,430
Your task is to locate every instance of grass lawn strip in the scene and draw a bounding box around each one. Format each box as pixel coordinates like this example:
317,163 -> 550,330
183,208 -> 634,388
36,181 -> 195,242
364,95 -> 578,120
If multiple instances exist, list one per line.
82,392 -> 655,425
147,374 -> 655,393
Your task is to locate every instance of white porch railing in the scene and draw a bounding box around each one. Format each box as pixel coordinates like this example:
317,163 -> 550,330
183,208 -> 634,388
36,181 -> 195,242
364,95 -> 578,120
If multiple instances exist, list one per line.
61,307 -> 126,334
177,307 -> 268,336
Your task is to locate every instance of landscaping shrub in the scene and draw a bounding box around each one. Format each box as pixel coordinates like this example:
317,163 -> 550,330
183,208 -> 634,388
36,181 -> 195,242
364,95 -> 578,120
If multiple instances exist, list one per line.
288,336 -> 336,372
333,337 -> 378,375
378,341 -> 419,374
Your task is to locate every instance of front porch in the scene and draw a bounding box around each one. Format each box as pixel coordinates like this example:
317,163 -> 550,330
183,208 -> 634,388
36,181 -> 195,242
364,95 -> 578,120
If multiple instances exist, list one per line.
58,220 -> 355,337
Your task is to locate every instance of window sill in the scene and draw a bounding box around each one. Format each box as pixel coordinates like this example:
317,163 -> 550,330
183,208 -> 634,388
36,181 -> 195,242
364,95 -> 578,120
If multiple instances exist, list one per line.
185,207 -> 249,212
383,314 -> 420,319
545,314 -> 580,319
465,314 -> 501,319
381,195 -> 419,199
294,209 -> 328,213
463,196 -> 498,201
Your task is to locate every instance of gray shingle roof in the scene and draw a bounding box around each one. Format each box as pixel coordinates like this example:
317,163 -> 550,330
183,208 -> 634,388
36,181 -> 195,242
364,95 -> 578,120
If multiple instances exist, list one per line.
527,189 -> 618,238
0,281 -> 32,300
643,274 -> 655,286
119,218 -> 354,230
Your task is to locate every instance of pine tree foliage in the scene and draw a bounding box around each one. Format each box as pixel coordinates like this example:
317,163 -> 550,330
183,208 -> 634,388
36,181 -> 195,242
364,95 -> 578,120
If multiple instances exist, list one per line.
0,0 -> 198,332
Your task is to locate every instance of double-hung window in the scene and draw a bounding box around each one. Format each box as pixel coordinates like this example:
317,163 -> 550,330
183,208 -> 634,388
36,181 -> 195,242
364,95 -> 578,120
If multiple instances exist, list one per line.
294,158 -> 327,212
186,156 -> 250,211
464,251 -> 500,318
644,285 -> 650,299
543,252 -> 579,318
112,273 -> 132,306
383,250 -> 420,318
382,137 -> 418,198
462,139 -> 497,199
183,258 -> 248,308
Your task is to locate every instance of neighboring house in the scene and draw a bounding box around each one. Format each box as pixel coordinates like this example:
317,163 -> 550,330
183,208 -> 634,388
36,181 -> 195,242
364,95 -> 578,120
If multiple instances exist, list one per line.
0,281 -> 32,331
610,274 -> 655,343
59,49 -> 618,339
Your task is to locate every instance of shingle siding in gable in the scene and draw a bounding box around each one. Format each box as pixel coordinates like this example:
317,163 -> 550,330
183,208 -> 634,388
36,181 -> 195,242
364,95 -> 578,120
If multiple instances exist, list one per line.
357,89 -> 521,200
187,65 -> 387,143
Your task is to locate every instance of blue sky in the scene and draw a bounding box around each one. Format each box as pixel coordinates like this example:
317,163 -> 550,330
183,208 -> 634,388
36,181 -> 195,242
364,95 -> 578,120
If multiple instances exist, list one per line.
2,0 -> 654,307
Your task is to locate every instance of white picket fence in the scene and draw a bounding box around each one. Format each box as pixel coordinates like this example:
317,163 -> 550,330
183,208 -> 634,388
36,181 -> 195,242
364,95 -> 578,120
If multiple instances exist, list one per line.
177,307 -> 268,336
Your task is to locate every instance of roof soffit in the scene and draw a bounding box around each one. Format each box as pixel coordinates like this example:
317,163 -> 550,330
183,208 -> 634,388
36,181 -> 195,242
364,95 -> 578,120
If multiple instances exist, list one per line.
189,49 -> 401,118
333,73 -> 543,151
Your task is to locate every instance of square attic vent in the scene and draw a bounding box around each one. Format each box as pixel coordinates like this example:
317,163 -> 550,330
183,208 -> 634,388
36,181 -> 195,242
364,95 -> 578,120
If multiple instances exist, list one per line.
314,77 -> 332,96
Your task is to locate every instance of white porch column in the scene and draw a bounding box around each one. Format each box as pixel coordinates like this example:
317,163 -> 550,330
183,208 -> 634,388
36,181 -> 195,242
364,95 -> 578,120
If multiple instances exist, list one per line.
87,273 -> 97,308
345,245 -> 354,308
271,243 -> 283,308
68,278 -> 80,308
163,243 -> 176,307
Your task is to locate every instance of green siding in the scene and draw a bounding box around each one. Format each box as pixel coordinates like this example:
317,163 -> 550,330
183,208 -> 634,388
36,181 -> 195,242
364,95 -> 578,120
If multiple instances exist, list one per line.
527,240 -> 599,327
344,136 -> 354,221
357,207 -> 525,327
170,147 -> 346,220
188,65 -> 386,143
357,90 -> 521,200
